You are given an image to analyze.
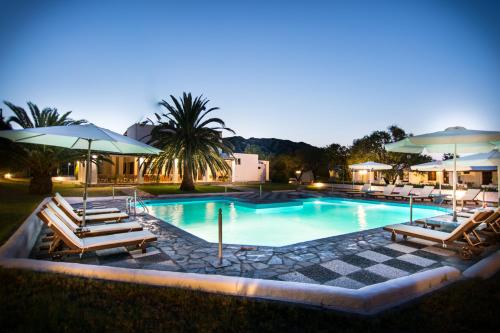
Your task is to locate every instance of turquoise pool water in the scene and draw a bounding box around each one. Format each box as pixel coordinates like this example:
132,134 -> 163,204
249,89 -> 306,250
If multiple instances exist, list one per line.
144,197 -> 448,247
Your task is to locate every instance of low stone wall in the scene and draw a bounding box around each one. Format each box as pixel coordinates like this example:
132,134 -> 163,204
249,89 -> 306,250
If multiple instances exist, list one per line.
0,258 -> 460,314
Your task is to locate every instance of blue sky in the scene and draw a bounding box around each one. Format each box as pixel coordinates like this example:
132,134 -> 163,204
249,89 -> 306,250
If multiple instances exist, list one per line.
1,0 -> 499,146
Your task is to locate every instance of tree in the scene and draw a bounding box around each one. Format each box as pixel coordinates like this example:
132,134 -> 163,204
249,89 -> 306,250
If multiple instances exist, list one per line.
3,101 -> 87,194
143,93 -> 234,191
325,143 -> 349,182
348,125 -> 431,183
295,147 -> 329,181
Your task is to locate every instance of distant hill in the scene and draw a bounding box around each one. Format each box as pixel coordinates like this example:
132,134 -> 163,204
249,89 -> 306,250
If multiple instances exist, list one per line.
223,136 -> 316,155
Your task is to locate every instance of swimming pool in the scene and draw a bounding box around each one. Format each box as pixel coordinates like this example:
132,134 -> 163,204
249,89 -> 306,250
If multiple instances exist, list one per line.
143,197 -> 448,247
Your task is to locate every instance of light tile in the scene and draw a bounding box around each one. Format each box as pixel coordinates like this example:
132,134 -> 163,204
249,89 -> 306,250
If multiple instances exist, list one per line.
366,264 -> 409,279
397,253 -> 436,267
356,250 -> 391,263
385,243 -> 419,254
324,276 -> 365,289
321,260 -> 361,275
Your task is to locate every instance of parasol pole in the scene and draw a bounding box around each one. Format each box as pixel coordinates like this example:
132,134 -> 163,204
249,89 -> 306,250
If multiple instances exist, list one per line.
82,139 -> 92,227
452,144 -> 457,221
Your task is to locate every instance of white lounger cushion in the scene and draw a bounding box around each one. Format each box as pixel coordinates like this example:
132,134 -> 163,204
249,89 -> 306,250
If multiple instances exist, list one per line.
83,212 -> 128,221
78,207 -> 120,214
414,186 -> 434,197
81,222 -> 142,233
42,209 -> 154,250
80,230 -> 155,249
47,201 -> 141,234
387,224 -> 452,241
461,189 -> 481,201
383,185 -> 396,195
54,193 -> 127,221
386,185 -> 413,197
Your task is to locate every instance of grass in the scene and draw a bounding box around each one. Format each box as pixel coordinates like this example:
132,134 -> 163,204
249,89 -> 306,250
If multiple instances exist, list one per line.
0,179 -> 43,245
236,183 -> 299,192
0,268 -> 498,332
137,184 -> 229,195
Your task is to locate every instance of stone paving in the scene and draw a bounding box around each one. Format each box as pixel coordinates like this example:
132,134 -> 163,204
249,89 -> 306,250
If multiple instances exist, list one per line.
31,192 -> 498,289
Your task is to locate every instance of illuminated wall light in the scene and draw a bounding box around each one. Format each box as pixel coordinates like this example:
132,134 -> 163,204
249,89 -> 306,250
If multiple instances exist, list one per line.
4,173 -> 12,179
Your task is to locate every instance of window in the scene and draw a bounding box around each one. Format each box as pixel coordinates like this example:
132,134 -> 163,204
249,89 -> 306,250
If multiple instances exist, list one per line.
236,158 -> 241,165
428,171 -> 436,181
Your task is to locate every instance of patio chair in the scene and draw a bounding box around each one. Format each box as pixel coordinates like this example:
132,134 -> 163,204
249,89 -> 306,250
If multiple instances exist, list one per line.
444,188 -> 481,206
416,209 -> 499,233
344,184 -> 371,197
37,208 -> 156,257
384,210 -> 494,259
54,193 -> 121,215
366,184 -> 396,198
401,185 -> 435,201
53,195 -> 128,225
384,185 -> 413,200
45,201 -> 143,237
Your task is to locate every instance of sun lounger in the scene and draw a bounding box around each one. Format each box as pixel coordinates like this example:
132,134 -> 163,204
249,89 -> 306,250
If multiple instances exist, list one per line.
403,185 -> 434,201
384,210 -> 494,258
53,196 -> 128,225
366,184 -> 396,198
443,189 -> 481,206
384,185 -> 413,200
344,184 -> 371,197
45,201 -> 143,237
38,208 -> 156,257
54,193 -> 121,215
416,208 -> 499,233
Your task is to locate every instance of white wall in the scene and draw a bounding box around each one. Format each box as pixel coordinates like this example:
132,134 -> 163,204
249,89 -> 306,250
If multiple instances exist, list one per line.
231,153 -> 262,182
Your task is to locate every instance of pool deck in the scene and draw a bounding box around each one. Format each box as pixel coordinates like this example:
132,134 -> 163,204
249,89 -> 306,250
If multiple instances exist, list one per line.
31,191 -> 498,289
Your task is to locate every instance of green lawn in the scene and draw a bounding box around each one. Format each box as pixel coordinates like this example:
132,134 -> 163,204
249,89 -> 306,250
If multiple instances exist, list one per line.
0,268 -> 498,332
0,179 -> 43,245
236,183 -> 299,192
138,184 -> 230,195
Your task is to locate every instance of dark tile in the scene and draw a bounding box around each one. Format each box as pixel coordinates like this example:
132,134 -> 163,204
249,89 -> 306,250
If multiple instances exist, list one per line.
399,240 -> 427,249
297,264 -> 341,283
135,252 -> 170,263
97,252 -> 132,264
412,250 -> 445,262
383,259 -> 422,274
341,254 -> 377,268
347,270 -> 387,285
373,247 -> 405,258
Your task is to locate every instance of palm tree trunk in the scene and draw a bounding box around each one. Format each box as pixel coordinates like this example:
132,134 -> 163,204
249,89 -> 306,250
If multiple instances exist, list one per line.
29,173 -> 53,194
180,161 -> 195,191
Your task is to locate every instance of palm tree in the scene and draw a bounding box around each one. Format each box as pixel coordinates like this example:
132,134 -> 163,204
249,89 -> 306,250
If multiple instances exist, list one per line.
3,101 -> 87,194
144,93 -> 234,191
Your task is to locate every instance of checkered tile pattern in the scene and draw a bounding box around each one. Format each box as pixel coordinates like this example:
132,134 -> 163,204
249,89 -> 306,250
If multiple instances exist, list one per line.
278,240 -> 447,289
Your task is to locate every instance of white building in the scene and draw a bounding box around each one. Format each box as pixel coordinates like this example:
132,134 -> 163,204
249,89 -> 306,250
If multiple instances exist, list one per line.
76,124 -> 269,184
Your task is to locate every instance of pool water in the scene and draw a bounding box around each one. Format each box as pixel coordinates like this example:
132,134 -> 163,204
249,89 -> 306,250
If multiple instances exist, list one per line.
144,197 -> 447,247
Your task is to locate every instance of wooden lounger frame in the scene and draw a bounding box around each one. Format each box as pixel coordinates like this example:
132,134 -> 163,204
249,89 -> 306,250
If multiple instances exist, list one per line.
53,198 -> 128,225
384,211 -> 494,259
37,210 -> 156,257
